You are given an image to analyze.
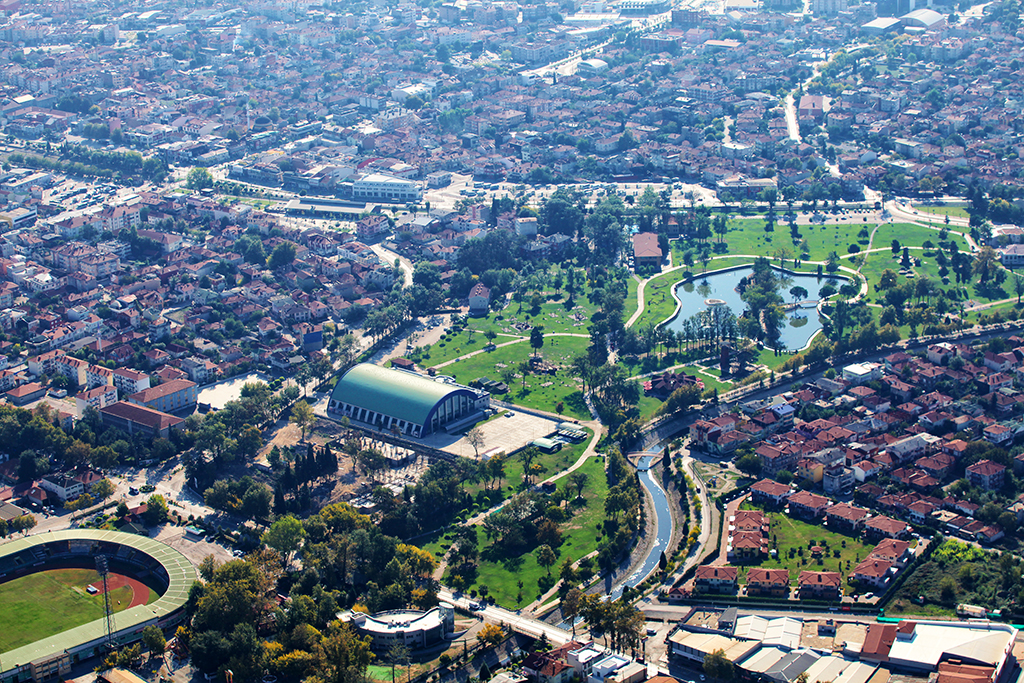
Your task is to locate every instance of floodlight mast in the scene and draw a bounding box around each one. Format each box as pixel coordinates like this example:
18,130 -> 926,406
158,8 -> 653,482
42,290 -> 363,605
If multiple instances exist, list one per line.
95,555 -> 116,650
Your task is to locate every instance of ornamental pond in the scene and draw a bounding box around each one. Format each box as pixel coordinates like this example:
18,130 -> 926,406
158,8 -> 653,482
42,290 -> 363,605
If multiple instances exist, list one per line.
662,266 -> 850,351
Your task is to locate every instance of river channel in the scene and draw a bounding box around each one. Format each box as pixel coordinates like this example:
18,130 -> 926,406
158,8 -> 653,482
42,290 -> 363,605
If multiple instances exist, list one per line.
609,453 -> 674,599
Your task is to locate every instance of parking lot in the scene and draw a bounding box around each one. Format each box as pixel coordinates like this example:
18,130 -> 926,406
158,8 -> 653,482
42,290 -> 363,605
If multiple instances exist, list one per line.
417,408 -> 564,459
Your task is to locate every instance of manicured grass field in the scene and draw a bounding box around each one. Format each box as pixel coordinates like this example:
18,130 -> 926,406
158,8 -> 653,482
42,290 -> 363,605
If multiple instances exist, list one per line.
867,222 -> 970,253
414,327 -> 498,367
456,456 -> 609,607
467,295 -> 598,337
0,568 -> 157,654
858,238 -> 1009,311
624,277 -> 640,322
709,218 -> 877,263
756,347 -> 805,371
631,269 -> 686,330
737,505 -> 876,586
912,205 -> 970,219
426,335 -> 591,419
367,665 -> 397,682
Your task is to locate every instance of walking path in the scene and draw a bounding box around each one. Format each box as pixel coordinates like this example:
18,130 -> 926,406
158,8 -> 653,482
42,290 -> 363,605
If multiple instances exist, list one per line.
424,198 -> 1009,614
431,425 -> 604,582
431,332 -> 590,369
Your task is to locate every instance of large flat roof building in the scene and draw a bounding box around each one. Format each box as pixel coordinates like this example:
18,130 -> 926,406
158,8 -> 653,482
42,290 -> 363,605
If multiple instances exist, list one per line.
352,174 -> 422,203
328,363 -> 489,437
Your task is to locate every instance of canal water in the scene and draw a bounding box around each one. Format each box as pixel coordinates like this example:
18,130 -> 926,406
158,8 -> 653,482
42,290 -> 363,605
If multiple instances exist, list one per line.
609,453 -> 674,599
662,267 -> 847,350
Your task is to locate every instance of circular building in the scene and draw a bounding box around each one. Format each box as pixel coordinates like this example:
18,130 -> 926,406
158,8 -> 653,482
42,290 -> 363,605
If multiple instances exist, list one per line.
328,364 -> 490,437
343,605 -> 455,651
0,529 -> 197,683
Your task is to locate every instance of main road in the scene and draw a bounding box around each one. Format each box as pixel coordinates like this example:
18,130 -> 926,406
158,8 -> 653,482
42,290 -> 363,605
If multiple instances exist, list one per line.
439,588 -> 574,645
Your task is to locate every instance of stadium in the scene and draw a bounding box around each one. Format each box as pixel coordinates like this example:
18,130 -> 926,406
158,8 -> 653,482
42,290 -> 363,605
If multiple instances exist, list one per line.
0,529 -> 197,683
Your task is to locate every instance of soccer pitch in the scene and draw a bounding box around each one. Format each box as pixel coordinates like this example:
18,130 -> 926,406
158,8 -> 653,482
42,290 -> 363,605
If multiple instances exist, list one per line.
0,568 -> 155,654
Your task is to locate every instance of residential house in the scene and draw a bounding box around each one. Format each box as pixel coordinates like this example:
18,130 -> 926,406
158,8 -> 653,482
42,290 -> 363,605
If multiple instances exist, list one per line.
825,502 -> 870,533
823,465 -> 855,496
728,510 -> 770,561
852,557 -> 894,589
864,518 -> 913,540
746,568 -> 790,597
694,565 -> 739,594
787,490 -> 830,519
750,478 -> 792,506
868,538 -> 914,568
966,459 -> 1006,490
798,571 -> 842,601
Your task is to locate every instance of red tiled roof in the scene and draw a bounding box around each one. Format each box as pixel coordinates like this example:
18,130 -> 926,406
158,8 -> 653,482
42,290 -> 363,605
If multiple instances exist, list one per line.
861,624 -> 897,660
695,565 -> 738,581
747,567 -> 789,586
798,571 -> 841,587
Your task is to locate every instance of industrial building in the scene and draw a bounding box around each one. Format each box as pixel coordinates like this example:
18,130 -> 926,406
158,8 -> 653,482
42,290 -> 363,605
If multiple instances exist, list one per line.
667,610 -> 1018,683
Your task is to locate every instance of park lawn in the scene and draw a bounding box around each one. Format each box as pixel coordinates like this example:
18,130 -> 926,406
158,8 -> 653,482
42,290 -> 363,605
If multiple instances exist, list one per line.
965,299 -> 1024,324
638,393 -> 663,421
868,223 -> 971,253
436,335 -> 591,419
913,206 -> 970,219
465,456 -> 608,608
736,506 -> 876,586
684,365 -> 732,393
858,243 -> 1010,309
756,347 -> 805,371
367,665 -> 397,682
415,527 -> 450,562
712,219 -> 876,263
416,328 -> 499,367
468,296 -> 599,337
0,569 -> 141,654
624,276 -> 640,323
618,350 -> 696,377
632,269 -> 685,330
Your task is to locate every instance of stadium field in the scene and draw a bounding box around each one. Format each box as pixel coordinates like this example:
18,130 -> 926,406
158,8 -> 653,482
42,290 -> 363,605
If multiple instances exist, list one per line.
0,568 -> 158,654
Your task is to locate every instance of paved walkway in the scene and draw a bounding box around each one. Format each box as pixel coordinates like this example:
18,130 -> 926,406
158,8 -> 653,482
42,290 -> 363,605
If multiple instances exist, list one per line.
431,422 -> 605,582
432,332 -> 590,370
676,451 -> 714,577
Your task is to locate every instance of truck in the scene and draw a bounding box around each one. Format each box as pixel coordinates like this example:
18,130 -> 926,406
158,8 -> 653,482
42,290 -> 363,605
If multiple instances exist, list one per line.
957,604 -> 988,619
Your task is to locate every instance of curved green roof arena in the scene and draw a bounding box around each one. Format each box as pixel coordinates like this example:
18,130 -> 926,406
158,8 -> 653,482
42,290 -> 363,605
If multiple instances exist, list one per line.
0,529 -> 197,683
328,363 -> 490,437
